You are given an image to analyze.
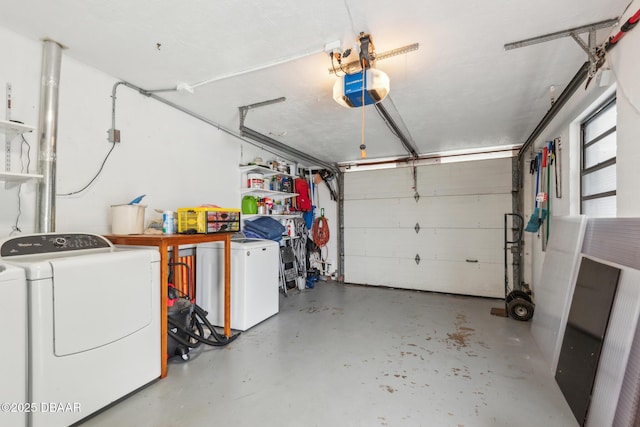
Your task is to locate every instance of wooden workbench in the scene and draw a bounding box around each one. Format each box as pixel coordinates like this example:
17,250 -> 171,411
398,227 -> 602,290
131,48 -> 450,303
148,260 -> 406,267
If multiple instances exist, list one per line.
104,232 -> 233,378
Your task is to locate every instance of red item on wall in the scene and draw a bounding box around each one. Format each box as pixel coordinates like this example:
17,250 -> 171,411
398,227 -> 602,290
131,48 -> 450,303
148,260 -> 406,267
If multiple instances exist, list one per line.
294,178 -> 312,212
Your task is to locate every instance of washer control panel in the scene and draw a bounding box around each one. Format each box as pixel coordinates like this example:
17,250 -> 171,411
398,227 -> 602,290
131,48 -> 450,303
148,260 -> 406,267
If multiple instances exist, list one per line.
0,233 -> 111,257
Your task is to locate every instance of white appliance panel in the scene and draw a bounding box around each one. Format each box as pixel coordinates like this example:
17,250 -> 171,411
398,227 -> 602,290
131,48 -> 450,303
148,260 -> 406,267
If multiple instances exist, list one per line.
196,239 -> 279,331
0,233 -> 161,427
28,257 -> 160,427
51,251 -> 153,356
0,264 -> 27,427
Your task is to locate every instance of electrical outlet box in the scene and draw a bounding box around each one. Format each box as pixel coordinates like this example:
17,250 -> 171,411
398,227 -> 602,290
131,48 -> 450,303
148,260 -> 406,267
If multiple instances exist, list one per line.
324,40 -> 342,54
107,128 -> 120,143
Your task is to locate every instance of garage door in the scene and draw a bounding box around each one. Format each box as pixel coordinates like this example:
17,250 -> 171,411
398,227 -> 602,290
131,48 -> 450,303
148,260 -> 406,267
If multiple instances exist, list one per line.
343,157 -> 512,298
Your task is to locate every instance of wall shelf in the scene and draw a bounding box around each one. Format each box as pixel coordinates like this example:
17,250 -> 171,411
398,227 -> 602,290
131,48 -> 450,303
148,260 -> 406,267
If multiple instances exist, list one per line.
0,119 -> 35,138
240,187 -> 297,200
243,213 -> 302,221
2,119 -> 38,188
239,164 -> 296,179
240,164 -> 297,201
1,171 -> 43,189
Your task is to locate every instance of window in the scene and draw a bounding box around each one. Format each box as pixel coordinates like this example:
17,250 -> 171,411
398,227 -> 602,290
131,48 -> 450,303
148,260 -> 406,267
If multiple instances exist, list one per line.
581,98 -> 617,217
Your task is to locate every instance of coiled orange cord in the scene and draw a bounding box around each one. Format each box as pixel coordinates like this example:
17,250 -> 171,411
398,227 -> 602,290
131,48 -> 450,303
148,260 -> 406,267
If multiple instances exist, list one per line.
312,216 -> 330,247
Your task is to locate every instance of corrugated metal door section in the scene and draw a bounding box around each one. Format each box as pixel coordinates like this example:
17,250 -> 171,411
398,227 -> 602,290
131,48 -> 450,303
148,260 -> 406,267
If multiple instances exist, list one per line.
343,157 -> 511,297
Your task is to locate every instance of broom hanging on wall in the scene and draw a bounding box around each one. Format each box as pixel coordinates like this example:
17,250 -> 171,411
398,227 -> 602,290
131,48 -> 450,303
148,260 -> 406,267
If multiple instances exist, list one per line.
525,151 -> 547,233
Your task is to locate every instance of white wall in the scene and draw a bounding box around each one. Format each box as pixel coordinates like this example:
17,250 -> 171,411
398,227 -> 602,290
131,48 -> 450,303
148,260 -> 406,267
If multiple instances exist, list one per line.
610,4 -> 640,216
0,25 -> 241,237
0,24 -> 339,276
523,0 -> 640,292
0,26 -> 41,236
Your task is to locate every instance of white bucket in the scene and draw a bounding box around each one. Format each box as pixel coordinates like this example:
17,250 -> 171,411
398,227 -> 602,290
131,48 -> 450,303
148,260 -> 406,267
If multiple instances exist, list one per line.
247,172 -> 264,189
110,204 -> 146,234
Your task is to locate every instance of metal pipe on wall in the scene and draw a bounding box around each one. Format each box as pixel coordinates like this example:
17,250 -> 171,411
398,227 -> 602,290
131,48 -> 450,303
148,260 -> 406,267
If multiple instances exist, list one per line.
108,80 -> 346,281
517,61 -> 590,161
35,40 -> 63,233
239,126 -> 338,173
513,61 -> 589,288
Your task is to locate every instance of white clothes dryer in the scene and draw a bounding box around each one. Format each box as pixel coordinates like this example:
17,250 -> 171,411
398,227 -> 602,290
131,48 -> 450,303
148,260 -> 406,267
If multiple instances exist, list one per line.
0,233 -> 160,427
0,263 -> 27,427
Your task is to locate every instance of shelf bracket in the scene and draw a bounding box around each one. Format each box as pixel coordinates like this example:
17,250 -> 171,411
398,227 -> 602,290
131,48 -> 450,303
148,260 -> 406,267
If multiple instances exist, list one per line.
238,97 -> 286,128
5,83 -> 12,172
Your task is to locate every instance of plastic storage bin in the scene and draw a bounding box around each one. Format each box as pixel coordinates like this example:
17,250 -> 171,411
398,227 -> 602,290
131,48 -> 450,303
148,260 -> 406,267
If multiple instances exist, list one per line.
177,207 -> 240,234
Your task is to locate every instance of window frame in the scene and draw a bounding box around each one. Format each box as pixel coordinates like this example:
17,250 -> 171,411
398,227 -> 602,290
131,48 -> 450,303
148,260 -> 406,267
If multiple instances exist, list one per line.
580,97 -> 617,216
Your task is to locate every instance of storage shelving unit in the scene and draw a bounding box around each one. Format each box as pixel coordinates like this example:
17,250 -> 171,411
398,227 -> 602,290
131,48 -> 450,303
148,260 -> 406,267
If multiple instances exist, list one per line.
240,164 -> 310,293
239,164 -> 299,219
1,119 -> 42,189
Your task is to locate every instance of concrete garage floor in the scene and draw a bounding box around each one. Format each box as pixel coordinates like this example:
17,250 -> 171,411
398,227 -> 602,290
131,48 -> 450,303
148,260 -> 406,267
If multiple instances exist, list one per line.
82,282 -> 578,427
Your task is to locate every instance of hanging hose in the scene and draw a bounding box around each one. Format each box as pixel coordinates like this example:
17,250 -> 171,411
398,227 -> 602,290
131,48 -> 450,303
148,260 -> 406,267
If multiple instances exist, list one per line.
167,281 -> 240,355
312,209 -> 330,247
168,301 -> 240,348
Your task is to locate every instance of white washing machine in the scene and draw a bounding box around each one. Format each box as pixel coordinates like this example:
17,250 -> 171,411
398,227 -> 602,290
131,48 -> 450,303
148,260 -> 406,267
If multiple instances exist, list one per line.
0,233 -> 160,427
196,238 -> 279,331
0,263 -> 27,427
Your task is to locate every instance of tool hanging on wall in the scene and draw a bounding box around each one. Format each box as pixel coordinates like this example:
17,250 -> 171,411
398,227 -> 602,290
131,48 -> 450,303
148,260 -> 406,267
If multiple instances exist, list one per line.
541,142 -> 551,251
525,151 -> 547,233
360,67 -> 367,158
554,137 -> 562,198
312,208 -> 330,247
319,169 -> 337,201
539,147 -> 548,244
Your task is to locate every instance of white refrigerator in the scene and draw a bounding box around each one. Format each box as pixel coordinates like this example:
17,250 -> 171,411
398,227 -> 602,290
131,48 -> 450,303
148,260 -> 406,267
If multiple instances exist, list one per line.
196,238 -> 279,331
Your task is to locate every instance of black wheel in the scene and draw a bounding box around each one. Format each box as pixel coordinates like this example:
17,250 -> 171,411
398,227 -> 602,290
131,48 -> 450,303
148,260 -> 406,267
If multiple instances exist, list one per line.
506,290 -> 532,304
507,298 -> 535,321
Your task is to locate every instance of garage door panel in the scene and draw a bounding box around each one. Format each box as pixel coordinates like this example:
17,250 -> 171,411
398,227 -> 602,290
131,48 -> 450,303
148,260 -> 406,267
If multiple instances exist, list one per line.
345,255 -> 401,285
345,255 -> 424,286
345,228 -> 419,258
417,158 -> 511,196
345,256 -> 503,298
344,198 -> 420,228
345,168 -> 415,200
417,260 -> 503,297
416,194 -> 510,228
431,229 -> 502,263
344,228 -> 368,256
346,229 -> 501,263
344,157 -> 511,298
344,198 -> 399,227
429,228 -> 503,250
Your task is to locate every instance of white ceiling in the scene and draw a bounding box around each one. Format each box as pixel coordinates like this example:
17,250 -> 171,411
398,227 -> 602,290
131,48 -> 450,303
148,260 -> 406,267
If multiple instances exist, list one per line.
0,0 -> 629,165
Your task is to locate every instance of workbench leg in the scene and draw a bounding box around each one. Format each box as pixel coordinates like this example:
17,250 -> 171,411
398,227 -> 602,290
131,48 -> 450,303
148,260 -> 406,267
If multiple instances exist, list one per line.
159,244 -> 169,378
224,235 -> 231,337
